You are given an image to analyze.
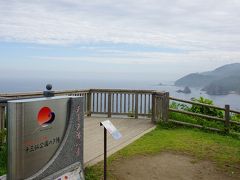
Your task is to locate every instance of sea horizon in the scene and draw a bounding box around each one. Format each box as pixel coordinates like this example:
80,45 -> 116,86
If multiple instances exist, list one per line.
0,78 -> 239,111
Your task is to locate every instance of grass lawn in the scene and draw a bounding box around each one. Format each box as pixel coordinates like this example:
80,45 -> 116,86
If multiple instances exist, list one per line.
85,122 -> 240,180
1,123 -> 239,178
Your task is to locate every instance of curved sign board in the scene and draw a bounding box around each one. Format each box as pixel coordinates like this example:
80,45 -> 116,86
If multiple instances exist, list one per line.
7,96 -> 84,180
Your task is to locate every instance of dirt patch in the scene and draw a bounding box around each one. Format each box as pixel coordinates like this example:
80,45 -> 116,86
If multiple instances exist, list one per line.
110,152 -> 239,180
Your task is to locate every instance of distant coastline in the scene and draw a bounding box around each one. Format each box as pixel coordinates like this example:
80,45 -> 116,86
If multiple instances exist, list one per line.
174,63 -> 240,95
155,84 -> 240,111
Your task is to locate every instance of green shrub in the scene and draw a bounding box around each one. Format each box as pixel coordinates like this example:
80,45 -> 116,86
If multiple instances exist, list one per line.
169,97 -> 240,132
170,101 -> 189,111
170,111 -> 225,130
190,97 -> 224,118
0,129 -> 7,176
0,128 -> 7,146
0,143 -> 7,175
231,113 -> 240,122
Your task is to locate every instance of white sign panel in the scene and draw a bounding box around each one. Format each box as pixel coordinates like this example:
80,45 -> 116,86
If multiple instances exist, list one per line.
101,120 -> 122,140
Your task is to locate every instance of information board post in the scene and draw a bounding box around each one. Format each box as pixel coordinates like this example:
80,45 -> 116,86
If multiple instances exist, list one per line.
100,120 -> 122,180
104,126 -> 107,180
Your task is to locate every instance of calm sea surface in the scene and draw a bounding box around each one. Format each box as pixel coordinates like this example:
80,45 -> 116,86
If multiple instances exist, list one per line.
0,79 -> 239,111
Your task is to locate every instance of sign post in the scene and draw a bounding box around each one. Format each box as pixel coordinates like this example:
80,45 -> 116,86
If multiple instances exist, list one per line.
6,85 -> 85,180
100,120 -> 122,180
103,127 -> 107,180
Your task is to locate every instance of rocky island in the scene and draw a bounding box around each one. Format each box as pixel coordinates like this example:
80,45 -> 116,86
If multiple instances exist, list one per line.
177,86 -> 191,94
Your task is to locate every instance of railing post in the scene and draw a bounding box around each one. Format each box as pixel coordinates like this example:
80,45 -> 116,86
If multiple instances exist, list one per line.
0,106 -> 5,130
224,104 -> 230,133
151,92 -> 156,122
87,91 -> 92,117
135,93 -> 138,119
163,92 -> 169,122
108,93 -> 112,118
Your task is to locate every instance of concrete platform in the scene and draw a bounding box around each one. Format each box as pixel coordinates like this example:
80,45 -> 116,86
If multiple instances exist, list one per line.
84,116 -> 155,166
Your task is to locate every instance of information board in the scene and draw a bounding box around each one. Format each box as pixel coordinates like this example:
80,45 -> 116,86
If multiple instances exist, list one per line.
7,96 -> 84,180
100,120 -> 122,140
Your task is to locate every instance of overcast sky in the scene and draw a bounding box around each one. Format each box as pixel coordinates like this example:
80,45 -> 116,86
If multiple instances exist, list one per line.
0,0 -> 240,84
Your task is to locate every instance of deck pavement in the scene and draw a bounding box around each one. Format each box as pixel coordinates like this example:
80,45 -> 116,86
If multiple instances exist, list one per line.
84,116 -> 155,166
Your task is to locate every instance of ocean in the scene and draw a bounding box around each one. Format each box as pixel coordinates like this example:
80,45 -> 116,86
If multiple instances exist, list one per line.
0,79 -> 239,111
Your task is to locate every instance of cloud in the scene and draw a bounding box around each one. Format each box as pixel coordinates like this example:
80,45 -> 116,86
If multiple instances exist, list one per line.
33,49 -> 240,65
0,0 -> 240,52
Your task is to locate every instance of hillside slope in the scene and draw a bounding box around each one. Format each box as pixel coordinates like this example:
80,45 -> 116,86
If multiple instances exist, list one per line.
175,63 -> 240,95
175,73 -> 216,87
203,76 -> 240,95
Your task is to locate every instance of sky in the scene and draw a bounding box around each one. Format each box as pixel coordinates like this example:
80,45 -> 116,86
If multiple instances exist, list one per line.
0,0 -> 240,89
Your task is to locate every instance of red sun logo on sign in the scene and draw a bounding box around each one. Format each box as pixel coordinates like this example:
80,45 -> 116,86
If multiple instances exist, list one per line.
37,107 -> 55,126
